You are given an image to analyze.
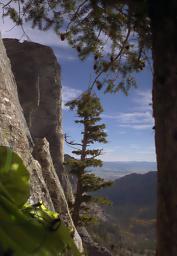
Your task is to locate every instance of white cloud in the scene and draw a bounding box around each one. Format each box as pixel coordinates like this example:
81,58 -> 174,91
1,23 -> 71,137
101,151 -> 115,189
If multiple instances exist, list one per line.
120,124 -> 152,130
133,89 -> 152,111
54,49 -> 78,61
118,130 -> 127,135
129,144 -> 140,149
101,145 -> 156,162
102,110 -> 153,130
117,111 -> 152,124
136,150 -> 155,155
102,89 -> 154,130
62,86 -> 82,110
0,16 -> 81,64
0,15 -> 71,48
101,149 -> 156,162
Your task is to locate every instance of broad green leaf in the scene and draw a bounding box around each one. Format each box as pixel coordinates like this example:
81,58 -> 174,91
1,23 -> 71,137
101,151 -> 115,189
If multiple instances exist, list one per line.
0,196 -> 81,256
0,146 -> 30,207
0,146 -> 81,256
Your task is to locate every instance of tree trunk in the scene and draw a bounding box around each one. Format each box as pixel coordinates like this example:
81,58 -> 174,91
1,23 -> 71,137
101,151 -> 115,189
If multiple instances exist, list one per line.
149,1 -> 177,255
73,118 -> 88,226
72,176 -> 82,226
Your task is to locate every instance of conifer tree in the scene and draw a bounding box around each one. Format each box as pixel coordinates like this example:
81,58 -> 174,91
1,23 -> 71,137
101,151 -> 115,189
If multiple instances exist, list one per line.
4,1 -> 177,253
65,92 -> 111,226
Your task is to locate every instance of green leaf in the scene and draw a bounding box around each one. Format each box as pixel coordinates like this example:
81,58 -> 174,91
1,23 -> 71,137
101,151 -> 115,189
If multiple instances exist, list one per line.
0,147 -> 81,255
0,146 -> 30,207
0,195 -> 81,256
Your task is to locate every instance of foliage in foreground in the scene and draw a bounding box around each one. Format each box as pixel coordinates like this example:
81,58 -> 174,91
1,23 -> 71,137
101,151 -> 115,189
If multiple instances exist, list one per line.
2,0 -> 151,94
0,146 -> 81,256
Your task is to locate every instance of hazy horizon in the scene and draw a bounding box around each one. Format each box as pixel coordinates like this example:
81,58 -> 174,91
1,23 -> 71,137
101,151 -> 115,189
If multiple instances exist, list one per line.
101,160 -> 156,163
89,161 -> 157,180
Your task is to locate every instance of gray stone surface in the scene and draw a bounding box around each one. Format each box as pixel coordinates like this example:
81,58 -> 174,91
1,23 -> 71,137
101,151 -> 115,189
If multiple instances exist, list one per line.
0,36 -> 54,210
0,37 -> 83,253
4,38 -> 74,204
78,227 -> 112,256
33,138 -> 70,218
1,36 -> 110,255
33,138 -> 83,251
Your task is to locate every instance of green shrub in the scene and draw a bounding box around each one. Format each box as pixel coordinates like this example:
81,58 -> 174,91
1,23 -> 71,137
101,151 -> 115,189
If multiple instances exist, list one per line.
0,146 -> 81,256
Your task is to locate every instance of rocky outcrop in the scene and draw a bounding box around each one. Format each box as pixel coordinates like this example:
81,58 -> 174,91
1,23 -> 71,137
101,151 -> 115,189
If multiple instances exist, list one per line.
33,138 -> 83,250
1,36 -> 112,256
33,138 -> 73,223
78,227 -> 112,256
3,38 -> 74,204
0,36 -> 54,210
0,36 -> 83,253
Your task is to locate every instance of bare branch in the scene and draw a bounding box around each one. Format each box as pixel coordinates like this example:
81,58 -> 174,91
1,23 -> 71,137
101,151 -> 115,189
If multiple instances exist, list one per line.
0,0 -> 13,8
64,134 -> 82,147
20,24 -> 32,41
66,0 -> 88,32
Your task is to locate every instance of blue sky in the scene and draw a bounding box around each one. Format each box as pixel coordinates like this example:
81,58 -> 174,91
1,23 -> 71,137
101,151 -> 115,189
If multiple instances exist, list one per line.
0,18 -> 156,162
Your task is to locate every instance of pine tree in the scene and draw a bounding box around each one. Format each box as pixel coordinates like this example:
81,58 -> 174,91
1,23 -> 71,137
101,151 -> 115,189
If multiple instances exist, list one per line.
65,92 -> 111,226
2,0 -> 150,93
4,1 -> 177,253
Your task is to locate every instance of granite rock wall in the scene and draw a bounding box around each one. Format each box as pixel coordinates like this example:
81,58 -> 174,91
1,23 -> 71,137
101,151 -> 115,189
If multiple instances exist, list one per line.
3,38 -> 74,204
0,37 -> 83,253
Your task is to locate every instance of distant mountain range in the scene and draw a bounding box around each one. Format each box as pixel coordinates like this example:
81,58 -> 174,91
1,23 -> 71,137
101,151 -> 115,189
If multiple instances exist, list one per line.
96,171 -> 157,208
89,171 -> 157,255
89,161 -> 157,180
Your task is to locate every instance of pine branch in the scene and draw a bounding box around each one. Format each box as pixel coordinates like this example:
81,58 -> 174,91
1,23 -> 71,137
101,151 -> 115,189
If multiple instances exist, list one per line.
66,0 -> 88,32
1,0 -> 14,8
88,6 -> 132,91
64,134 -> 82,147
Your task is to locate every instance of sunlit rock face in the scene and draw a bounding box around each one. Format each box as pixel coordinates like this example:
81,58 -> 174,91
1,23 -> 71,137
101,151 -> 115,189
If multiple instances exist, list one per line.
1,37 -> 112,255
0,35 -> 54,210
4,38 -> 74,204
0,37 -> 83,253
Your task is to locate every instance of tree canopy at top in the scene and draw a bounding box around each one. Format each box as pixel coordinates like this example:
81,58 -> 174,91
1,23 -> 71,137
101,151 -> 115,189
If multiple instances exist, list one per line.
2,0 -> 152,93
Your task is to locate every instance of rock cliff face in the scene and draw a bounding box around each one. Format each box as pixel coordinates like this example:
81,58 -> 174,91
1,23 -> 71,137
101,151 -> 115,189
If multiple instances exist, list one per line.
3,38 -> 74,204
0,37 -> 83,253
78,227 -> 112,256
0,37 -> 112,256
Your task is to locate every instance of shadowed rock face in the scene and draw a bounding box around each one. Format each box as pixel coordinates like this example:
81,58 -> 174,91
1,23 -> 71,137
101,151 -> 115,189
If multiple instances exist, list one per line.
0,37 -> 83,253
2,38 -> 111,256
3,39 -> 61,137
4,38 -> 74,204
0,37 -> 54,211
78,227 -> 112,256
